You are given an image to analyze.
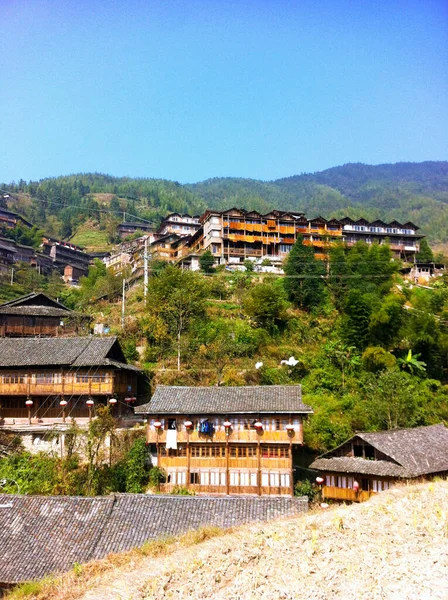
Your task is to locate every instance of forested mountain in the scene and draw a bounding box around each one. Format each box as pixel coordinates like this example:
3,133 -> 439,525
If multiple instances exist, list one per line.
2,161 -> 448,247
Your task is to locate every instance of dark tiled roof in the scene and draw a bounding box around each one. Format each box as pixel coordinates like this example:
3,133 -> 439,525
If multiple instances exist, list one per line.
309,457 -> 408,478
0,337 -> 135,370
357,424 -> 448,477
0,494 -> 308,584
0,292 -> 70,311
0,306 -> 71,317
135,385 -> 312,415
0,293 -> 72,316
310,424 -> 448,478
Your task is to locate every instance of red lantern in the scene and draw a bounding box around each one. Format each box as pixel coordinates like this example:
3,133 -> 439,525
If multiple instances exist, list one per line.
59,400 -> 68,407
353,480 -> 359,492
184,420 -> 193,429
254,421 -> 263,430
125,397 -> 136,403
286,424 -> 294,431
25,399 -> 33,407
109,398 -> 117,405
86,399 -> 94,407
316,476 -> 324,485
154,421 -> 162,429
223,420 -> 232,429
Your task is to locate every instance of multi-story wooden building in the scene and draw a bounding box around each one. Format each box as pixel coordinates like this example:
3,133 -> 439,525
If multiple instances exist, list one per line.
156,213 -> 201,237
0,293 -> 85,338
197,208 -> 345,264
135,385 -> 313,496
0,336 -> 141,422
310,424 -> 448,502
340,218 -> 424,260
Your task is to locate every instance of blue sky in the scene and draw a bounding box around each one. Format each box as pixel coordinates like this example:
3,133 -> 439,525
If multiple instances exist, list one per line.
1,0 -> 447,183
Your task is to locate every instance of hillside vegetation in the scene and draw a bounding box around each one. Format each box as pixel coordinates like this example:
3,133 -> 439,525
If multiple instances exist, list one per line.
2,161 -> 448,250
7,480 -> 448,600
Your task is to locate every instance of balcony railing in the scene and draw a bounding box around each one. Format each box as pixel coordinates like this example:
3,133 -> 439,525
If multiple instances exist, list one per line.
322,485 -> 374,502
146,428 -> 301,445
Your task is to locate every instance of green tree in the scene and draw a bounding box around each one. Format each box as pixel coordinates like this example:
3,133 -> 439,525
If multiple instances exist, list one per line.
243,280 -> 289,333
145,266 -> 208,371
416,238 -> 434,262
342,289 -> 372,350
362,370 -> 420,430
125,438 -> 149,493
199,250 -> 215,273
283,236 -> 326,310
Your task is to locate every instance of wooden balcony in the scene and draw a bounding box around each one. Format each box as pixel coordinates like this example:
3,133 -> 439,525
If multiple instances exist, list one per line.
322,485 -> 374,503
157,456 -> 291,470
146,428 -> 301,445
159,483 -> 291,496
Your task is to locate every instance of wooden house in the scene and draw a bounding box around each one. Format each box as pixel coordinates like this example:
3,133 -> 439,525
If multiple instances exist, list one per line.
309,424 -> 448,502
135,385 -> 313,496
0,293 -> 82,337
0,336 -> 141,422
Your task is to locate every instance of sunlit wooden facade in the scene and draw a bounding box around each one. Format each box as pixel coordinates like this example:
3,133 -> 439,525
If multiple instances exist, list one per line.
136,385 -> 313,496
0,293 -> 82,338
0,336 -> 141,422
310,424 -> 448,502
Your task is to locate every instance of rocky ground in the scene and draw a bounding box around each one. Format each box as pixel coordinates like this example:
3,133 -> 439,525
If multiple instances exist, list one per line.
8,480 -> 448,600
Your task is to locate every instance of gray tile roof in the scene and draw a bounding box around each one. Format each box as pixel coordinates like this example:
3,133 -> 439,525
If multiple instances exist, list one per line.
0,292 -> 70,312
134,385 -> 312,415
310,424 -> 448,478
309,457 -> 408,478
0,337 -> 136,371
0,494 -> 308,584
0,306 -> 71,317
357,424 -> 448,477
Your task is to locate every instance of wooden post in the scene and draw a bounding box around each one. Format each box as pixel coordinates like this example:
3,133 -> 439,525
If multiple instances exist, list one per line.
257,438 -> 261,496
289,439 -> 294,497
225,437 -> 230,495
186,426 -> 191,491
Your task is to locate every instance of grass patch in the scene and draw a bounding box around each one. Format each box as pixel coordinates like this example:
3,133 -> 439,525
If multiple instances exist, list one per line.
69,225 -> 111,251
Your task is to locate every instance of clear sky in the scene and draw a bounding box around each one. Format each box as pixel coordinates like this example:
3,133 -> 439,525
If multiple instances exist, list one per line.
1,0 -> 447,183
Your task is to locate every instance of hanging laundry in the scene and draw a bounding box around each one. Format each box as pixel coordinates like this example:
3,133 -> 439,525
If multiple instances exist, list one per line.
166,425 -> 178,450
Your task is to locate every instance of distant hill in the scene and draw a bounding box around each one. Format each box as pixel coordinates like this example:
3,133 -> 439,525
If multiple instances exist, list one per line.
2,161 -> 448,249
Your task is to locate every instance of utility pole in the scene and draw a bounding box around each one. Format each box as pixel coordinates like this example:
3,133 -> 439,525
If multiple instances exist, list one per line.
10,268 -> 14,286
143,237 -> 148,300
121,278 -> 126,329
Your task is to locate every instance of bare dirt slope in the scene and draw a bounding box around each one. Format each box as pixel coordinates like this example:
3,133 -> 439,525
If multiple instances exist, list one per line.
74,481 -> 448,600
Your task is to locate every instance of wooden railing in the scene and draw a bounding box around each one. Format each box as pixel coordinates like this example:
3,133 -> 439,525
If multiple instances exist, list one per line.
157,457 -> 291,470
146,429 -> 301,444
322,486 -> 373,502
159,483 -> 291,496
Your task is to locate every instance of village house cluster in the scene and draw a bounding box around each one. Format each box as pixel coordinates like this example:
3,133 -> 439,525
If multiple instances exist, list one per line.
102,208 -> 425,276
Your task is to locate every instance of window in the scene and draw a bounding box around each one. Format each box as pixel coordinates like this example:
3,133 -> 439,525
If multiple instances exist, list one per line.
240,472 -> 249,486
190,472 -> 199,484
2,374 -> 25,384
247,447 -> 256,458
280,473 -> 290,488
36,373 -> 55,384
76,374 -> 89,383
91,374 -> 107,383
200,471 -> 209,485
230,447 -> 238,457
270,472 -> 280,487
191,447 -> 201,458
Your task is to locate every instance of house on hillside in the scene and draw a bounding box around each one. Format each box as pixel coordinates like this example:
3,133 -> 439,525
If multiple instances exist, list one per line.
0,336 -> 142,422
309,424 -> 448,502
0,293 -> 88,337
135,385 -> 313,496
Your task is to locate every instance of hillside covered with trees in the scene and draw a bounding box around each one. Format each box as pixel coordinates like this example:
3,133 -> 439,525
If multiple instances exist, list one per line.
2,161 -> 448,250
